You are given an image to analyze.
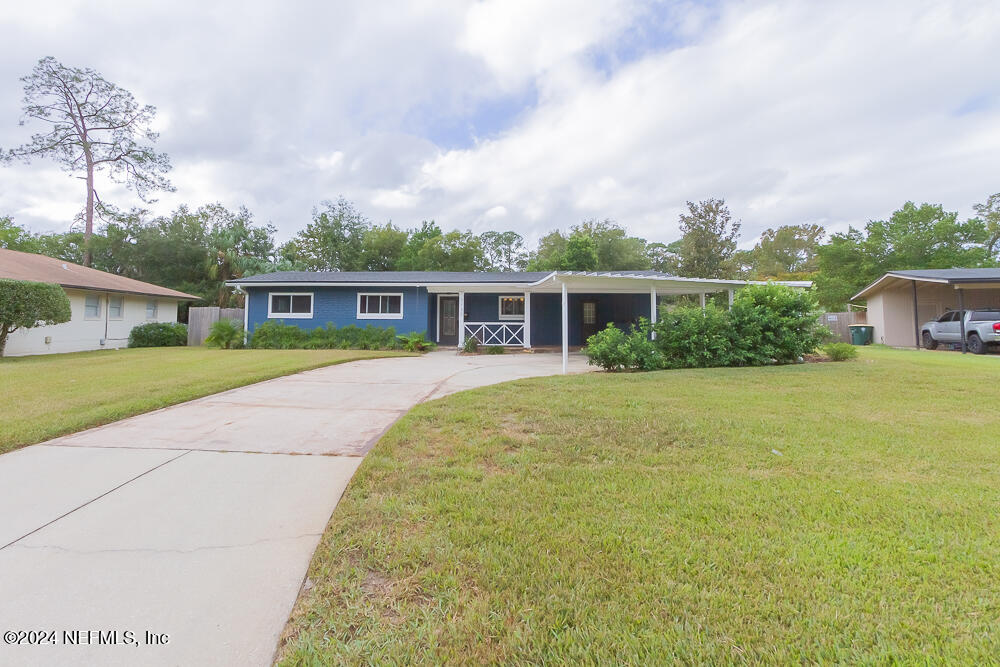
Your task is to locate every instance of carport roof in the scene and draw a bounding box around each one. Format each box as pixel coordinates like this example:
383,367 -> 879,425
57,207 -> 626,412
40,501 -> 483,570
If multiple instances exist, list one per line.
853,269 -> 1000,300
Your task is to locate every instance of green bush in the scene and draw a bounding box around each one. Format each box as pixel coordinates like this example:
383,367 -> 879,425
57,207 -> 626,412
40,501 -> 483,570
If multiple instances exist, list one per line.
250,321 -> 405,351
128,322 -> 187,348
0,279 -> 72,356
485,345 -> 505,355
204,318 -> 244,349
653,304 -> 735,369
462,336 -> 480,353
823,342 -> 858,361
727,284 -> 827,365
585,323 -> 633,371
398,331 -> 437,352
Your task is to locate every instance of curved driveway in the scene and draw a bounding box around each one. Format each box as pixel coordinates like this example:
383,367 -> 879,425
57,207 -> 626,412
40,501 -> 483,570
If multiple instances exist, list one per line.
0,351 -> 590,666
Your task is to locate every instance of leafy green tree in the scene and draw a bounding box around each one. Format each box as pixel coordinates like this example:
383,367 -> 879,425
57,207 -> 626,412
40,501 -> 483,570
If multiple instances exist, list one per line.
746,224 -> 825,278
203,205 -> 279,306
291,198 -> 368,271
480,230 -> 527,271
973,192 -> 1000,258
646,240 -> 681,274
815,202 -> 990,310
576,219 -> 650,270
0,217 -> 42,253
396,220 -> 443,270
561,231 -> 599,270
362,223 -> 409,270
525,230 -> 567,271
1,57 -> 172,266
416,230 -> 483,270
0,279 -> 72,356
677,198 -> 741,278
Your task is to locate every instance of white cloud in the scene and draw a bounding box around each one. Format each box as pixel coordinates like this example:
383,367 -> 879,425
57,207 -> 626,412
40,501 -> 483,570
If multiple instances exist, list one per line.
0,0 -> 998,248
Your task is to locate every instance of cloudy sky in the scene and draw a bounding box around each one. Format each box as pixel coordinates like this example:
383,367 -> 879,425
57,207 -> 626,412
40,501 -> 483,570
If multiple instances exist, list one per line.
1,0 -> 998,247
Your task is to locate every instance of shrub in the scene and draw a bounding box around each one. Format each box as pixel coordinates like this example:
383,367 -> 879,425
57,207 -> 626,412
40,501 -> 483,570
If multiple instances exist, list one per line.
485,345 -> 505,354
250,321 -> 404,351
398,331 -> 437,352
823,342 -> 858,361
462,336 -> 480,353
204,318 -> 244,349
653,304 -> 735,369
128,322 -> 187,348
585,323 -> 633,371
624,318 -> 663,370
0,279 -> 72,356
727,284 -> 827,365
249,321 -> 309,349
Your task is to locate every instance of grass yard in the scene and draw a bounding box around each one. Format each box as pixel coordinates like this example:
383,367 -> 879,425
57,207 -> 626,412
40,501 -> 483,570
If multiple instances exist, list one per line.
0,347 -> 406,454
281,347 -> 1000,664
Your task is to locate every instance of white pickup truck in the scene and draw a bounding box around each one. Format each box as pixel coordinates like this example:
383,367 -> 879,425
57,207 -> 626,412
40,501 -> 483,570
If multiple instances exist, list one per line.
921,309 -> 1000,354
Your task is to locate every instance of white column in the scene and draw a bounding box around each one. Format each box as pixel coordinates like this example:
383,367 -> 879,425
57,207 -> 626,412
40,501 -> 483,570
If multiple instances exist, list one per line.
650,287 -> 657,340
728,289 -> 735,309
458,291 -> 465,347
561,282 -> 568,374
523,291 -> 531,349
699,292 -> 706,309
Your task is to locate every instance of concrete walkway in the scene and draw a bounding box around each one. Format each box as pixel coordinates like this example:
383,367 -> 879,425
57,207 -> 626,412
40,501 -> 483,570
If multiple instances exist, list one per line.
0,351 -> 590,666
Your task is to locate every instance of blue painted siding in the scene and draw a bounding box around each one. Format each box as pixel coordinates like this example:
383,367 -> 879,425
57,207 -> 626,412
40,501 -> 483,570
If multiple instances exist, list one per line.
531,292 -> 651,346
246,286 -> 432,336
463,292 -> 523,322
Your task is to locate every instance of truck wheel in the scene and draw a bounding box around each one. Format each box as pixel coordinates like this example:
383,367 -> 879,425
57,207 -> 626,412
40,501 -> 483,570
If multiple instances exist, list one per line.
921,331 -> 938,350
968,334 -> 986,354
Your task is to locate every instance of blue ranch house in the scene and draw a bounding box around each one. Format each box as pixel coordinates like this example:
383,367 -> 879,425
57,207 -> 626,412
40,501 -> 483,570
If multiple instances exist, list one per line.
229,271 -> 809,371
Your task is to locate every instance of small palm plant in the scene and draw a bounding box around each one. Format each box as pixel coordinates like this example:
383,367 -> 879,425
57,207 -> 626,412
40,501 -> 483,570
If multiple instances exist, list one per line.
204,318 -> 244,349
397,331 -> 437,352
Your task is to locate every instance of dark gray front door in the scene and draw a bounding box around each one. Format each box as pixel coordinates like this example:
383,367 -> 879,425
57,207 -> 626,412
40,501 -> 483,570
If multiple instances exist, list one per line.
439,296 -> 459,345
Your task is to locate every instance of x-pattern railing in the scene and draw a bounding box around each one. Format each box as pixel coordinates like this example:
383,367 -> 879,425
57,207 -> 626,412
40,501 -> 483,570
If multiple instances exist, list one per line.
464,321 -> 524,346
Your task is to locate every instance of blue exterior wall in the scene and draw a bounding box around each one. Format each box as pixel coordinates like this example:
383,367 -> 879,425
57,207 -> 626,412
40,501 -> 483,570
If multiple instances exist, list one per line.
463,292 -> 522,322
531,292 -> 651,346
246,285 -> 432,336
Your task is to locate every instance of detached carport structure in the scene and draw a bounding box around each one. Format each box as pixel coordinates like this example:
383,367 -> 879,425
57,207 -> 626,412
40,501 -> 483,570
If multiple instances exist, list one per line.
853,269 -> 1000,352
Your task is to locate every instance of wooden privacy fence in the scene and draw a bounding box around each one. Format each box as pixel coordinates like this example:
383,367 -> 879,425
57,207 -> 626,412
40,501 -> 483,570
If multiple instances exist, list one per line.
822,310 -> 867,343
187,307 -> 245,346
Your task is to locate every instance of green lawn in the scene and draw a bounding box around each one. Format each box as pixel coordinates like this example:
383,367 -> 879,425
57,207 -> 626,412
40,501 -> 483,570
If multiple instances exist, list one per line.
281,347 -> 1000,664
0,347 -> 406,455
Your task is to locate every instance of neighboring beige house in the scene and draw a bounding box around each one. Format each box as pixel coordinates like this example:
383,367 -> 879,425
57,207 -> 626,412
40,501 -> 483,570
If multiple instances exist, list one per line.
853,269 -> 1000,347
0,248 -> 197,356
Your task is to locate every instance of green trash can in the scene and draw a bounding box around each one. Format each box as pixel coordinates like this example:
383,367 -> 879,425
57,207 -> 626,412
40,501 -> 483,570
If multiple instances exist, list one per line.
849,324 -> 874,345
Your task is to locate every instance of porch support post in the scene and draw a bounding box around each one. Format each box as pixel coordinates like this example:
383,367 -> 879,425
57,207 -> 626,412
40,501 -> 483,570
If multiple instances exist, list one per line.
728,289 -> 735,309
523,291 -> 531,349
699,292 -> 706,309
458,291 -> 465,348
650,287 -> 657,339
958,287 -> 967,354
912,280 -> 920,349
561,281 -> 568,374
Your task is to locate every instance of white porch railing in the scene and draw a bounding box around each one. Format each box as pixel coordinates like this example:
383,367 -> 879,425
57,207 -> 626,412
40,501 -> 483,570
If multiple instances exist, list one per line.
463,321 -> 524,346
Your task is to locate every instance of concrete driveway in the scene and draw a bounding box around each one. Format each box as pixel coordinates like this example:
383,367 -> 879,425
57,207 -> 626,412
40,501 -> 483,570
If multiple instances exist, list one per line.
0,351 -> 590,666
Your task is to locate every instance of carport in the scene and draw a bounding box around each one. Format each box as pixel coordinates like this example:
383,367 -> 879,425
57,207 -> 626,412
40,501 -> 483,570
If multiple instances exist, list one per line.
853,269 -> 1000,352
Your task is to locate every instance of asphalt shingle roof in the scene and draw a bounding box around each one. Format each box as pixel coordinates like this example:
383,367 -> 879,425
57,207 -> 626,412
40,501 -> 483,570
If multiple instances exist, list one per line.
887,268 -> 1000,282
234,271 -> 553,283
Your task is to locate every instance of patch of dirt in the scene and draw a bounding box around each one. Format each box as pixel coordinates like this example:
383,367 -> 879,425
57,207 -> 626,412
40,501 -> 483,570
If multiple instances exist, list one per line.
361,570 -> 394,596
802,353 -> 832,363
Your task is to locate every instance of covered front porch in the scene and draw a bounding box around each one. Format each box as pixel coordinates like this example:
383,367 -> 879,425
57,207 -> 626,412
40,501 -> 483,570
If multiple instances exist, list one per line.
429,271 -> 808,373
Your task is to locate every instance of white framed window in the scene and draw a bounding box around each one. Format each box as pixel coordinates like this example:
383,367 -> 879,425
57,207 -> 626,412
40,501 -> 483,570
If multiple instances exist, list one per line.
146,299 -> 158,319
268,292 -> 313,319
108,295 -> 124,320
357,292 -> 403,319
498,295 -> 525,320
84,294 -> 102,319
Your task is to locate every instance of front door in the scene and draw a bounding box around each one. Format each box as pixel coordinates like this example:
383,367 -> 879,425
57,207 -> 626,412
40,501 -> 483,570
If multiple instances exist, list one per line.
439,296 -> 459,346
581,300 -> 598,341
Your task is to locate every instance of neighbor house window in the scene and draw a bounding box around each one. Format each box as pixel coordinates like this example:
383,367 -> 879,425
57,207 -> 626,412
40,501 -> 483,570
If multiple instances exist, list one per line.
84,294 -> 101,319
146,299 -> 158,319
268,292 -> 313,319
357,293 -> 403,319
499,295 -> 525,320
109,295 -> 124,320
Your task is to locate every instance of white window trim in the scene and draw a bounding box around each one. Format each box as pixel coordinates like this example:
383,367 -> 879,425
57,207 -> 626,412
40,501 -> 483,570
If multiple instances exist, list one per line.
498,294 -> 525,321
357,292 -> 404,320
267,292 -> 314,319
84,294 -> 102,320
108,295 -> 124,320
